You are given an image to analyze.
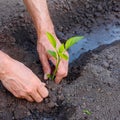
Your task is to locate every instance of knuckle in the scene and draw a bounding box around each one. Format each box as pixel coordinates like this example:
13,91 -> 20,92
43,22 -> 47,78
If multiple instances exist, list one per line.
27,88 -> 33,94
19,92 -> 26,97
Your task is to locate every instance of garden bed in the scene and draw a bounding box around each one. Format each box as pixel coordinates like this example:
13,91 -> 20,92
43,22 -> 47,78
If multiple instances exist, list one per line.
0,0 -> 120,120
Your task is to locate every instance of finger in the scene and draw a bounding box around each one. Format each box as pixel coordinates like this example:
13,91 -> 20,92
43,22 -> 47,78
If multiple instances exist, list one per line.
38,51 -> 51,80
30,90 -> 43,103
37,84 -> 49,98
11,88 -> 34,102
55,66 -> 64,84
25,95 -> 34,102
63,59 -> 69,74
55,75 -> 62,84
10,89 -> 34,102
55,60 -> 68,84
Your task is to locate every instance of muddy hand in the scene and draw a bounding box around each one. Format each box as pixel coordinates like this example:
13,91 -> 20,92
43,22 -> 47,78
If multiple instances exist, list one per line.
37,32 -> 69,84
0,51 -> 48,102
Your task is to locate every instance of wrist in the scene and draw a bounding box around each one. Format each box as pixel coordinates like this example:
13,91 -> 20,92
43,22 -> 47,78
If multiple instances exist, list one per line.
33,11 -> 55,38
0,51 -> 11,79
37,22 -> 55,39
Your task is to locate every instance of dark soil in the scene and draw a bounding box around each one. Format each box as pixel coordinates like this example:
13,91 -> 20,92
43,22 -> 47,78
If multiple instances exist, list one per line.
0,0 -> 120,120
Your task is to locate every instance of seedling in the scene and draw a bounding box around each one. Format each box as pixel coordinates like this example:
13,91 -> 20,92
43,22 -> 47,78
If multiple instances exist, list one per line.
83,109 -> 92,115
46,32 -> 84,80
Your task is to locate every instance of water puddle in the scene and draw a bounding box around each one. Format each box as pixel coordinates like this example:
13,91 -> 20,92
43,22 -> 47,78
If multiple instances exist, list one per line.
69,24 -> 120,63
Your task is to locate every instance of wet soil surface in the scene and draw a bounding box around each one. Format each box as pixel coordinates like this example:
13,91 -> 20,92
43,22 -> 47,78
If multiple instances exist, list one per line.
0,0 -> 120,120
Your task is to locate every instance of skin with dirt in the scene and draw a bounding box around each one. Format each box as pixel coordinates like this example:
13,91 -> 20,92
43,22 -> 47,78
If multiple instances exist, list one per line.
0,0 -> 120,120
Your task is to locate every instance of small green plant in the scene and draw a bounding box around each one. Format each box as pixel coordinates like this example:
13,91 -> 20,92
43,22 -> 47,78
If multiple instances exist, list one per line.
46,32 -> 84,80
83,109 -> 92,115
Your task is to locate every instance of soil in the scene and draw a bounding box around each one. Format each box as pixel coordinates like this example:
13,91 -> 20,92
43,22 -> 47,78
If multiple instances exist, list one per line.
0,0 -> 120,120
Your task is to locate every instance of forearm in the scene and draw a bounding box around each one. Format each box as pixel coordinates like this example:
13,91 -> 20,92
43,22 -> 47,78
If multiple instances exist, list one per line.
23,0 -> 54,38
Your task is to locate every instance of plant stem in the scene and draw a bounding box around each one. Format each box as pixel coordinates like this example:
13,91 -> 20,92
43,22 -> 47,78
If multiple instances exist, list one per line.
52,56 -> 60,80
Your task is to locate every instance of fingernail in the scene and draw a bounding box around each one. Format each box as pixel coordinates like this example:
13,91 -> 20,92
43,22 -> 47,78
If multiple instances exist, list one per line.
44,74 -> 48,80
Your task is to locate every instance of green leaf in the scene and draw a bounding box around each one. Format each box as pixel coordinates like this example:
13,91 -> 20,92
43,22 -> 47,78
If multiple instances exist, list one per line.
46,32 -> 56,48
83,110 -> 92,115
59,53 -> 69,60
58,44 -> 65,53
65,36 -> 84,50
47,50 -> 57,60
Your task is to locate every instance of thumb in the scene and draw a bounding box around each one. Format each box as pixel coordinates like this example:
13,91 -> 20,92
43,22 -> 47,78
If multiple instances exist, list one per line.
39,53 -> 51,80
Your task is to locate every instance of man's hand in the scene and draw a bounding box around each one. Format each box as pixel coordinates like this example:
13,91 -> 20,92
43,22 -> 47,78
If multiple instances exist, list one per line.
0,51 -> 48,102
37,32 -> 68,84
24,0 -> 69,83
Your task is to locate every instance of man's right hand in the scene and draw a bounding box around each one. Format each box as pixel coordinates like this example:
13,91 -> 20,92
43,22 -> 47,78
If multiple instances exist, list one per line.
0,51 -> 48,102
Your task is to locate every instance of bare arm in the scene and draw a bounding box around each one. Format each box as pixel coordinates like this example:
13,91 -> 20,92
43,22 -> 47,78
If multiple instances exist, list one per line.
0,0 -> 51,102
23,0 -> 54,38
24,0 -> 68,84
0,51 -> 48,102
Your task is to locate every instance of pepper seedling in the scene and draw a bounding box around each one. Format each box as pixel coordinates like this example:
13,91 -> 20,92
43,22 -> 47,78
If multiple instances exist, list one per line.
46,32 -> 84,80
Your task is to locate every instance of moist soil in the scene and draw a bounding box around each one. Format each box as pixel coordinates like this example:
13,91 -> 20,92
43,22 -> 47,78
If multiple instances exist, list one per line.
0,0 -> 120,120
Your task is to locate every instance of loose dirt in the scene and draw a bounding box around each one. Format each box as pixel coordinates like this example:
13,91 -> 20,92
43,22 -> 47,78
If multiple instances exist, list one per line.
0,0 -> 120,120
